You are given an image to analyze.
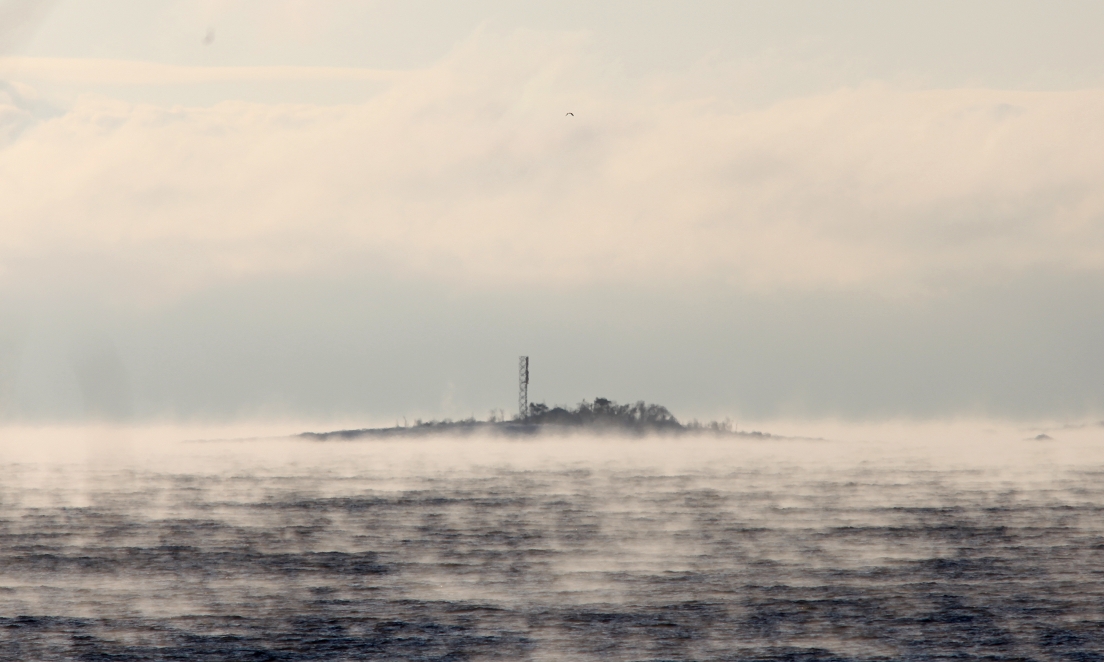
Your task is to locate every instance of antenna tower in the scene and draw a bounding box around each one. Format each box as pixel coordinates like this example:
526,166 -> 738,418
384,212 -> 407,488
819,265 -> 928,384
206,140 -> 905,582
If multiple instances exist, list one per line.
518,356 -> 529,420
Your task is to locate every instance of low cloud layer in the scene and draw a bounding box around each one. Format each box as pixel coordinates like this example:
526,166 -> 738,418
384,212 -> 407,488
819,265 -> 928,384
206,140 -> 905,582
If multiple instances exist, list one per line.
3,30 -> 1103,302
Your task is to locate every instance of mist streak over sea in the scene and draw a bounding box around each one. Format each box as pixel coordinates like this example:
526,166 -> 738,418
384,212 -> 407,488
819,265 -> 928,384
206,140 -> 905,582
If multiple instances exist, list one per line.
0,424 -> 1102,660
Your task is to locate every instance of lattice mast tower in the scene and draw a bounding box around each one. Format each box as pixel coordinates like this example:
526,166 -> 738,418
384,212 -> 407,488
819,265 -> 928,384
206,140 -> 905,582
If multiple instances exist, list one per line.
518,356 -> 529,420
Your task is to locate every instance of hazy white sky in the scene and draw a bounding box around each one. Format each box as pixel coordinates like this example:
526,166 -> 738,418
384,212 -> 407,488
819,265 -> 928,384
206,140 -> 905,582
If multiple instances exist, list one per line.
2,1 -> 1104,423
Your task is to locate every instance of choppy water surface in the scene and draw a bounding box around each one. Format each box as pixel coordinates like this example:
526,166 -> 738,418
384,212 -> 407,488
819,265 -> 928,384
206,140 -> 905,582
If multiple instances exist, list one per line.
1,425 -> 1103,660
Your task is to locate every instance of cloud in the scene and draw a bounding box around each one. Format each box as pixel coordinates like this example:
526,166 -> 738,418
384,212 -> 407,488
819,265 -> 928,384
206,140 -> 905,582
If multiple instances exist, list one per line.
0,0 -> 56,55
0,78 -> 58,143
1,29 -> 1103,307
0,56 -> 406,85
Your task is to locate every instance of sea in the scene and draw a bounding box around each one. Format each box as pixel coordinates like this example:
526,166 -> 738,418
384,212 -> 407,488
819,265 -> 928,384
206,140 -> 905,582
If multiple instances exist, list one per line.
0,421 -> 1101,661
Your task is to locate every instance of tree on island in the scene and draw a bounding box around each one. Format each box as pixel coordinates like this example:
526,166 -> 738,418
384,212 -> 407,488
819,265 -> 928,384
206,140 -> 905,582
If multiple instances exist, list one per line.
521,397 -> 683,432
301,397 -> 743,440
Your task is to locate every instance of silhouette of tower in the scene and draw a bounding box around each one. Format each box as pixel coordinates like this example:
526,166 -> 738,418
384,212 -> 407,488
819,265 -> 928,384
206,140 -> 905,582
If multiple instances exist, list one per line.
518,356 -> 529,420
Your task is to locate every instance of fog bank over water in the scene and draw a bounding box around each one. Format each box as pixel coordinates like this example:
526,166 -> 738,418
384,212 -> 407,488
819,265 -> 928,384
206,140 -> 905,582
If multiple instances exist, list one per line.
1,422 -> 1102,659
1,418 -> 1098,469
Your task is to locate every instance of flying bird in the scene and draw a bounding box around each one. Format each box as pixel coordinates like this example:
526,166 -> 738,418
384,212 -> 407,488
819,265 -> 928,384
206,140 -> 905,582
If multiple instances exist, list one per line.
565,112 -> 573,116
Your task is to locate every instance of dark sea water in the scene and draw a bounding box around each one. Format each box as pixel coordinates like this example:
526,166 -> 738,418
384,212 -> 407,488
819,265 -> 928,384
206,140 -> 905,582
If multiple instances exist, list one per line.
1,426 -> 1102,661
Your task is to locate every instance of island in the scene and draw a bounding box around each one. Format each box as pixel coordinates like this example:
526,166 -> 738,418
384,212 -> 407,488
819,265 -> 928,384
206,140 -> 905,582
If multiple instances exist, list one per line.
299,397 -> 771,440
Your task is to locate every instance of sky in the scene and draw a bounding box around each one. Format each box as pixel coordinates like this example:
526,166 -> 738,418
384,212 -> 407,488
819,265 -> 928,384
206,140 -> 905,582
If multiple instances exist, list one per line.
1,0 -> 1104,425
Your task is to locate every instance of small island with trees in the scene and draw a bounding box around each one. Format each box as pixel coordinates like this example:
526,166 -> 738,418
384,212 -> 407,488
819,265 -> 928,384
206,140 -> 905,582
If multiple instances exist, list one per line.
300,397 -> 771,440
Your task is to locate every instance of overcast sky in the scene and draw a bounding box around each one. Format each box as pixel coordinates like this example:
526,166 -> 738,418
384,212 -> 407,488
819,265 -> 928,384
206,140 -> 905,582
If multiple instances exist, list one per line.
2,1 -> 1104,424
